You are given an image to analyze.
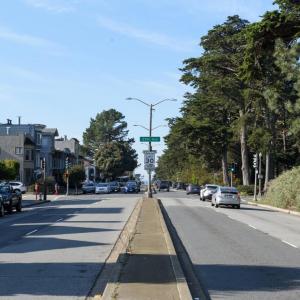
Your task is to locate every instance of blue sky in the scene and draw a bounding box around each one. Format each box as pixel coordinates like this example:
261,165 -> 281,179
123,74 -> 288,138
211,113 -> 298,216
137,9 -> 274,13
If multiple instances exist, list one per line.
0,0 -> 277,177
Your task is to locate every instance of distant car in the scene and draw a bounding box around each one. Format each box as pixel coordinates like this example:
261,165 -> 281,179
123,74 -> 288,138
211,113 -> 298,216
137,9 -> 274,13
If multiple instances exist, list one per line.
9,181 -> 27,194
200,184 -> 218,201
186,184 -> 201,195
158,180 -> 170,192
176,182 -> 186,190
212,186 -> 241,209
95,183 -> 111,194
109,181 -> 120,193
82,182 -> 95,194
124,181 -> 139,193
0,184 -> 22,215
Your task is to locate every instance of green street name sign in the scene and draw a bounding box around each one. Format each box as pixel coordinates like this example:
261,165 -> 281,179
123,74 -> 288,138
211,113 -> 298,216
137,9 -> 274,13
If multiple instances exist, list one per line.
140,136 -> 160,142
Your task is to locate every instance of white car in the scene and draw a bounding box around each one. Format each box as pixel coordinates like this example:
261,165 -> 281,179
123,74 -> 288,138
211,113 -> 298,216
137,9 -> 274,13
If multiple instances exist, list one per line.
200,184 -> 218,201
95,183 -> 111,194
212,186 -> 241,208
9,181 -> 27,194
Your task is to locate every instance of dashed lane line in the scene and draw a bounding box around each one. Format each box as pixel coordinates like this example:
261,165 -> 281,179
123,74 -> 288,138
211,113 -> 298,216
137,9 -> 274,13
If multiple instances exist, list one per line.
282,240 -> 298,248
248,225 -> 257,230
25,229 -> 38,236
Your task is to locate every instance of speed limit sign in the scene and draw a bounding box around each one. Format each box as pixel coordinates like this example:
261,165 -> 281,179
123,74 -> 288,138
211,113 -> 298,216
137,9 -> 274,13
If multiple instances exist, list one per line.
143,150 -> 156,170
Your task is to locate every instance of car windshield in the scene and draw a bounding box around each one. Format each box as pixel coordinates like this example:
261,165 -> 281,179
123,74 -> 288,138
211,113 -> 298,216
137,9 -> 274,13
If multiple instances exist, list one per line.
207,185 -> 218,190
161,181 -> 169,184
221,187 -> 238,194
127,182 -> 136,186
97,183 -> 108,187
0,186 -> 10,193
191,185 -> 199,188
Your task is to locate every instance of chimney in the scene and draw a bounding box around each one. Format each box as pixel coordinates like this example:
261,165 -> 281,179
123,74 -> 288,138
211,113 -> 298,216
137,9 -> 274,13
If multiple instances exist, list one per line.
18,116 -> 21,125
64,135 -> 67,141
7,119 -> 12,125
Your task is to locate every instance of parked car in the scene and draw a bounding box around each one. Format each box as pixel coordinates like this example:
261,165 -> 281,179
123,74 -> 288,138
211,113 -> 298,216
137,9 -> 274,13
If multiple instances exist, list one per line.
212,186 -> 241,209
186,184 -> 201,195
109,181 -> 120,193
200,184 -> 219,201
176,182 -> 186,190
9,181 -> 27,194
158,180 -> 170,192
95,183 -> 111,194
0,184 -> 22,215
124,181 -> 139,193
82,182 -> 95,194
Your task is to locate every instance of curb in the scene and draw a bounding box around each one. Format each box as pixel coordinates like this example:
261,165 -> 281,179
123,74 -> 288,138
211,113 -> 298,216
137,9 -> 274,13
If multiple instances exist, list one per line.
22,200 -> 50,208
246,201 -> 300,217
155,198 -> 193,300
87,198 -> 143,300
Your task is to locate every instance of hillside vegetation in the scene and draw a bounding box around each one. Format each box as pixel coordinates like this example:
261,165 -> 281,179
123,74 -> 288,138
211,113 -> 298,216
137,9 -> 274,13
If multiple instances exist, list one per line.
264,167 -> 300,212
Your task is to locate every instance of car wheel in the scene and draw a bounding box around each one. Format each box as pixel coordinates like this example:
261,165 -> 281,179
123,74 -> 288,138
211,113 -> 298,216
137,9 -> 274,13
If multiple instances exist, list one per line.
0,203 -> 4,217
236,205 -> 240,209
215,203 -> 219,208
211,202 -> 214,206
16,199 -> 22,212
7,201 -> 13,213
15,189 -> 21,193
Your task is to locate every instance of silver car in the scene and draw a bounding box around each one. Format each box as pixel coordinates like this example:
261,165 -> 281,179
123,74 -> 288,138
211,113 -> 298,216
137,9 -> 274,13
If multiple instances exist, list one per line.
95,183 -> 111,194
212,186 -> 241,209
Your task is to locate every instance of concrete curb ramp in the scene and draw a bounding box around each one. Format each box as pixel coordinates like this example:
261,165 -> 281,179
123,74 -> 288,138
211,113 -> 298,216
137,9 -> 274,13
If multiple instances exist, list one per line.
89,197 -> 192,300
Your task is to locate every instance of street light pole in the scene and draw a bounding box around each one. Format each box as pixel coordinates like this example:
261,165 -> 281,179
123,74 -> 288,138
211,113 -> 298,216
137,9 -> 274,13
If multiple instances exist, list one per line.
148,104 -> 153,198
126,97 -> 177,198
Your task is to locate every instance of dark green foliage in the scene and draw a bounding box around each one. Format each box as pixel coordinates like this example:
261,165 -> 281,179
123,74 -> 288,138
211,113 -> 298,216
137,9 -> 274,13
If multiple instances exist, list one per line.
0,160 -> 20,180
83,109 -> 138,179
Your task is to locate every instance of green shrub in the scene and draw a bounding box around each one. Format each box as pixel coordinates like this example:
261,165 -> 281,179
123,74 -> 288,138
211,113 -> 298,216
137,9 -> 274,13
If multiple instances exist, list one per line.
265,166 -> 300,211
237,185 -> 255,196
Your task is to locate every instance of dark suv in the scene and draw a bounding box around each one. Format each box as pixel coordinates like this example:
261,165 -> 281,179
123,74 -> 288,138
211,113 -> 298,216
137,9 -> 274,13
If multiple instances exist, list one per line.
158,180 -> 170,192
0,184 -> 22,216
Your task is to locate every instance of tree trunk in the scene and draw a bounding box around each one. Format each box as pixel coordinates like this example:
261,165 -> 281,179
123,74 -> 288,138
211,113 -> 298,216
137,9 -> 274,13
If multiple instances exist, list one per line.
221,148 -> 229,185
239,110 -> 250,185
264,152 -> 270,192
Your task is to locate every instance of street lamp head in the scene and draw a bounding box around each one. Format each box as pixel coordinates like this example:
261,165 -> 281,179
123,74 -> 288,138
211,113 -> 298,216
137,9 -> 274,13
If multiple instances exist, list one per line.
126,97 -> 133,100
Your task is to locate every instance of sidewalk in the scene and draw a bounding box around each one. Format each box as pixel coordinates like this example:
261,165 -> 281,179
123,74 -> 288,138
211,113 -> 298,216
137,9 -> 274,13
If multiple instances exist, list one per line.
103,198 -> 191,300
22,194 -> 62,208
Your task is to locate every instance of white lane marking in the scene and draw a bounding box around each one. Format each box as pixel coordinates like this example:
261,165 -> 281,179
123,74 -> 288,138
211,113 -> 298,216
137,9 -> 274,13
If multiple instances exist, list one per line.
25,229 -> 38,236
56,218 -> 63,222
248,225 -> 257,230
282,240 -> 298,248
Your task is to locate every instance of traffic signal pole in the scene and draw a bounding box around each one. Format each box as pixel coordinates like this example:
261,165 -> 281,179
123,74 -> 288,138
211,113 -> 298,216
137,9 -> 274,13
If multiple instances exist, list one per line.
43,157 -> 47,201
253,154 -> 258,201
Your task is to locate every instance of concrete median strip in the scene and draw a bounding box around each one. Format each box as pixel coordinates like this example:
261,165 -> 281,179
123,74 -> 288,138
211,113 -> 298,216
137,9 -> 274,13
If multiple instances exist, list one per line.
88,197 -> 192,300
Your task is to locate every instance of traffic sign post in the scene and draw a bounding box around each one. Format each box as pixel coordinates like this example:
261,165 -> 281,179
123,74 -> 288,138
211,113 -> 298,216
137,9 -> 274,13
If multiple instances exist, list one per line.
253,154 -> 258,201
140,136 -> 160,142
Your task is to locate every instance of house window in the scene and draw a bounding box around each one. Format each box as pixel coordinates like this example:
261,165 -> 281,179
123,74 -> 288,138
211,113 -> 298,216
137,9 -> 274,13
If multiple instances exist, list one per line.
15,147 -> 23,155
25,149 -> 31,161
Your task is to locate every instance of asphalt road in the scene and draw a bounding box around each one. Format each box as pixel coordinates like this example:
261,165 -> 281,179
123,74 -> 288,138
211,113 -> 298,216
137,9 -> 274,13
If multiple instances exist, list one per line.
0,193 -> 139,300
159,190 -> 300,300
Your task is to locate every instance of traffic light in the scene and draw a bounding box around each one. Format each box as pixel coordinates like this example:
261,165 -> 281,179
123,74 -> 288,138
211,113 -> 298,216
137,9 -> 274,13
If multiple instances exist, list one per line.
253,154 -> 258,169
229,162 -> 237,173
65,157 -> 70,170
41,158 -> 46,170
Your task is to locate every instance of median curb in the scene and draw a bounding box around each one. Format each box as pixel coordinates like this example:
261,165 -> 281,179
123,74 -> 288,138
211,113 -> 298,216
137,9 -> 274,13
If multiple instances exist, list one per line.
87,198 -> 143,300
246,201 -> 300,217
89,197 -> 192,300
155,198 -> 193,300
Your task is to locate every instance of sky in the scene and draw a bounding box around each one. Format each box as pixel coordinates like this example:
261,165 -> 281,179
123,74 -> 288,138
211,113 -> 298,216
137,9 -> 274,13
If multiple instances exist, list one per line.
0,0 -> 277,178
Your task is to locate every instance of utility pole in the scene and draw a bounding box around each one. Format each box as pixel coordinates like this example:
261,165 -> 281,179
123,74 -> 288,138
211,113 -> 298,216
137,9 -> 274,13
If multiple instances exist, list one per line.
148,104 -> 153,198
66,156 -> 69,196
258,152 -> 262,198
42,157 -> 47,201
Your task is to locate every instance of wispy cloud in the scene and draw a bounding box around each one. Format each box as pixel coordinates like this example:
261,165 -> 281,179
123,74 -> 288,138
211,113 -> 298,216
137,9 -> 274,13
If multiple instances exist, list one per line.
0,26 -> 64,54
97,16 -> 196,52
23,0 -> 76,13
